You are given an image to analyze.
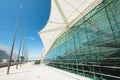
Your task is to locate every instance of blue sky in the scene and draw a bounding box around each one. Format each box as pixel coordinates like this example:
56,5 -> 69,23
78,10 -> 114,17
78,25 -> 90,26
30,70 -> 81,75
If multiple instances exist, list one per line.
0,0 -> 51,60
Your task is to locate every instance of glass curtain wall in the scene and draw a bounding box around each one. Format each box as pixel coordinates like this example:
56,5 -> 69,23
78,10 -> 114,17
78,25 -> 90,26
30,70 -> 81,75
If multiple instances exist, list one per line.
45,0 -> 120,79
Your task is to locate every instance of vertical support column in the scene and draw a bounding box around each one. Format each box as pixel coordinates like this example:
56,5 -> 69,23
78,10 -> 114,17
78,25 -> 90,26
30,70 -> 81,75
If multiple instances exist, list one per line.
41,48 -> 45,64
7,1 -> 22,74
7,25 -> 18,74
16,39 -> 22,69
21,40 -> 25,64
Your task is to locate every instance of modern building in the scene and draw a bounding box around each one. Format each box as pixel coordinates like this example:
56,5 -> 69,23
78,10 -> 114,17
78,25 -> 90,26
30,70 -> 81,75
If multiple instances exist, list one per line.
39,0 -> 120,79
0,44 -> 17,62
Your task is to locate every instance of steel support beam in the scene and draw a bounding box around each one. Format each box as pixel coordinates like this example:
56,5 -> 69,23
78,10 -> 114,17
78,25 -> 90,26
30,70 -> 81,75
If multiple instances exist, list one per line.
54,0 -> 69,29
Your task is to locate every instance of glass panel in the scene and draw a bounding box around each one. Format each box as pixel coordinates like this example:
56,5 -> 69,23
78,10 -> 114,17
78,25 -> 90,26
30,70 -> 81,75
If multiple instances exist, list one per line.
45,0 -> 120,79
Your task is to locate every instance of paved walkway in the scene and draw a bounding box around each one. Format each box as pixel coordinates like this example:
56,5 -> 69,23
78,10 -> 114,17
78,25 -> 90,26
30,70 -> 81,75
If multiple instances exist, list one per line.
0,62 -> 91,80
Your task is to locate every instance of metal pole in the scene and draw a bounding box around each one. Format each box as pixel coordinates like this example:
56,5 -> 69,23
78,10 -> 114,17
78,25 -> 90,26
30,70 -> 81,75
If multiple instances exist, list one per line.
7,1 -> 22,74
16,39 -> 22,69
20,40 -> 25,66
16,20 -> 26,68
23,40 -> 26,63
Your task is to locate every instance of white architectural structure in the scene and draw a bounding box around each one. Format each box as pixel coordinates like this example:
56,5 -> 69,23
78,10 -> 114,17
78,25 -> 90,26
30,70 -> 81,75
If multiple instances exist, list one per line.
0,44 -> 17,62
38,0 -> 103,62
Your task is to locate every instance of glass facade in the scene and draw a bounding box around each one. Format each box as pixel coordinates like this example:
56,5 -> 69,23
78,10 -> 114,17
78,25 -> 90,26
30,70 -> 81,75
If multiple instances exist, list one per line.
45,0 -> 120,79
0,50 -> 9,62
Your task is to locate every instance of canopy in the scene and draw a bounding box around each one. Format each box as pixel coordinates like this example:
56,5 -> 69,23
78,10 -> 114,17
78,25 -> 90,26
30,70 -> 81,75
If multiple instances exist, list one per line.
38,0 -> 103,60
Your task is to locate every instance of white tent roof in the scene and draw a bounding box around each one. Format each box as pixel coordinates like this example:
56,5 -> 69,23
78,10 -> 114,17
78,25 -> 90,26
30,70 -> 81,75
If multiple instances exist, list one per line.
38,0 -> 103,59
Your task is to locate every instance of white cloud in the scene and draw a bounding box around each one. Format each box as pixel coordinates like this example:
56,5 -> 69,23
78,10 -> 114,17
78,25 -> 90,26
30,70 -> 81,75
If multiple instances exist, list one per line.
29,37 -> 36,40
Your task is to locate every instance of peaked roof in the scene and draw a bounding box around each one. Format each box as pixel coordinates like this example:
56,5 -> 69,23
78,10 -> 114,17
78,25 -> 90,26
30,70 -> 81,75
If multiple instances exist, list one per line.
38,0 -> 103,57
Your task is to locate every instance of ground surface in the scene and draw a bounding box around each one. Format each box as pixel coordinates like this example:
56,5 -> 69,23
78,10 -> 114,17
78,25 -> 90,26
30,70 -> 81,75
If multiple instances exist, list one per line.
0,62 -> 91,80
